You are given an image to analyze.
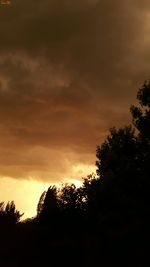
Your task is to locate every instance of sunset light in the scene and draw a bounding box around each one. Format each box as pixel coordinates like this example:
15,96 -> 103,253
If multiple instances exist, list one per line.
0,1 -> 150,265
0,0 -> 11,5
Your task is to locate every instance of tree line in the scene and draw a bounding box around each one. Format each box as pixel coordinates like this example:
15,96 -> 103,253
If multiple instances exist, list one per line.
0,81 -> 150,266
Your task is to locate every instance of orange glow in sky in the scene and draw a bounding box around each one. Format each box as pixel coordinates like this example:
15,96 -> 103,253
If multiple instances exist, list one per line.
0,163 -> 95,219
0,177 -> 50,219
1,0 -> 149,222
0,0 -> 11,5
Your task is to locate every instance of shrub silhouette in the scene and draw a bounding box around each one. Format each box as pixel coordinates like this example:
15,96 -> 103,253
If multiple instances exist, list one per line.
0,201 -> 23,226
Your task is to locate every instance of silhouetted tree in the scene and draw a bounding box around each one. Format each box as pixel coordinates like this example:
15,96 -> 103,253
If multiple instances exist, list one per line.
131,80 -> 150,172
1,80 -> 150,266
59,184 -> 79,210
37,186 -> 60,226
131,80 -> 150,139
130,81 -> 150,221
80,174 -> 100,212
93,82 -> 150,239
0,201 -> 23,234
0,201 -> 23,226
37,191 -> 46,217
95,126 -> 139,212
96,126 -> 137,180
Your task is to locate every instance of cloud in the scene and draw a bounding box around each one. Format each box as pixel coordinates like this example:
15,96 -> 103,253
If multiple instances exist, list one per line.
0,0 -> 150,181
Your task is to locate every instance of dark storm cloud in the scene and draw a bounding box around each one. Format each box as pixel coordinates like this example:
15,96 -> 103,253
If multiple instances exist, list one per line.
0,0 -> 150,181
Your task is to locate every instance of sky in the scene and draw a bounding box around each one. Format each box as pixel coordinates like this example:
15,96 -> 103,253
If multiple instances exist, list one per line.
0,0 -> 150,218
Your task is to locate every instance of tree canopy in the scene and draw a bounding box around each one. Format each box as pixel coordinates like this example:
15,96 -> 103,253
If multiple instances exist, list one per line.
0,80 -> 150,266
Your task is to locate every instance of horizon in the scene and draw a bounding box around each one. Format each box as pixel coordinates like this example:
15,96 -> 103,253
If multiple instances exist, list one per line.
1,0 -> 150,217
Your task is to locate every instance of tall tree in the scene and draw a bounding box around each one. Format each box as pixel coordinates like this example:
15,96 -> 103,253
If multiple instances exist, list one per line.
130,81 -> 150,215
131,80 -> 150,140
37,186 -> 60,225
95,132 -> 139,242
96,126 -> 137,181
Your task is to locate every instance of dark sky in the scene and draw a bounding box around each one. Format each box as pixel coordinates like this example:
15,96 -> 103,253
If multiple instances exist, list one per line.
0,0 -> 150,183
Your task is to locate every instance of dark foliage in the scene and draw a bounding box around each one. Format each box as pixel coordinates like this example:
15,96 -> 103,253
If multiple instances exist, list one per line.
0,201 -> 23,226
0,81 -> 150,266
